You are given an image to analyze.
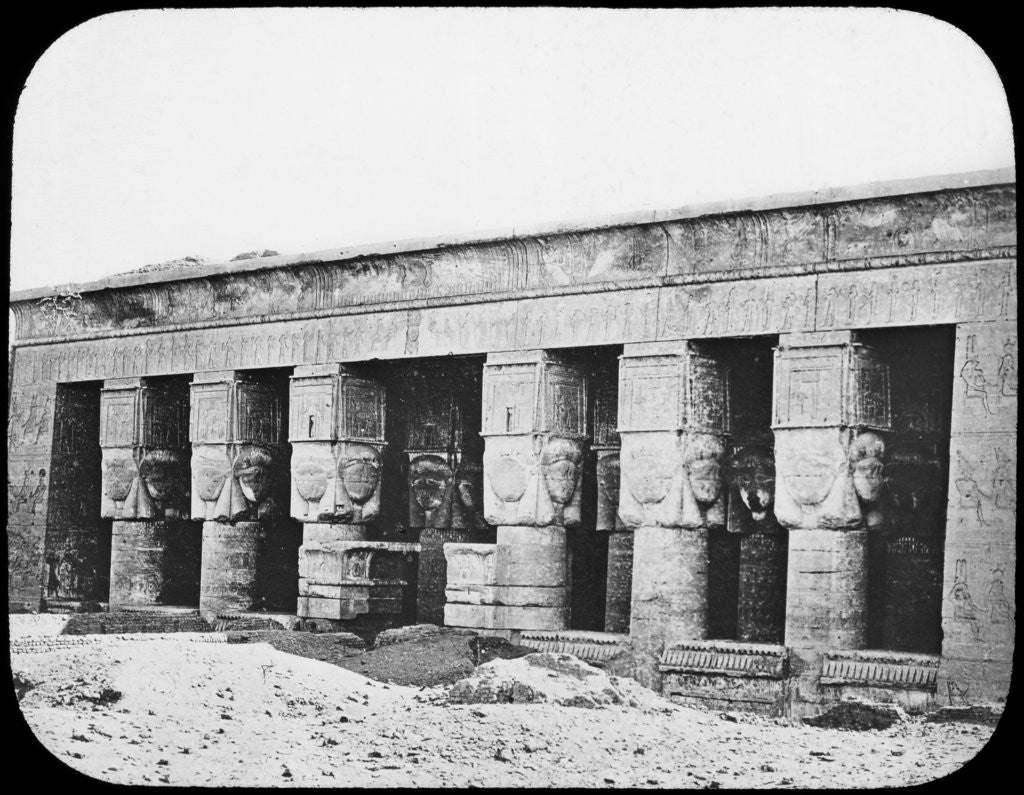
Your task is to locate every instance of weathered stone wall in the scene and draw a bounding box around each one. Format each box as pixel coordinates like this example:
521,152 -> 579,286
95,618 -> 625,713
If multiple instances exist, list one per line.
938,321 -> 1016,704
7,350 -> 58,610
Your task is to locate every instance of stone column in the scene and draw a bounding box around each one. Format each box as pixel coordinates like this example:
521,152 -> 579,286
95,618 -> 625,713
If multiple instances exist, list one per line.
101,377 -> 194,607
772,331 -> 891,714
481,350 -> 587,632
592,382 -> 630,633
190,371 -> 288,617
403,363 -> 489,626
619,341 -> 729,688
937,322 -> 1016,704
288,364 -> 396,626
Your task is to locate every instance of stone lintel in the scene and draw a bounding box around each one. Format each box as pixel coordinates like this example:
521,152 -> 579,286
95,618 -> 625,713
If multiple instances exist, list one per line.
190,370 -> 241,384
102,376 -> 146,390
776,330 -> 859,349
291,362 -> 355,378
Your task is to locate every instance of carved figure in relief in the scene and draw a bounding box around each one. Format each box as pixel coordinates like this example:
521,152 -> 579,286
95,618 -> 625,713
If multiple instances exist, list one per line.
335,443 -> 382,520
408,454 -> 454,529
779,294 -> 795,330
595,452 -> 621,531
986,567 -> 1012,624
823,286 -> 839,327
136,449 -> 187,517
848,431 -> 886,529
8,468 -> 47,515
954,450 -> 992,526
775,430 -> 880,530
997,338 -> 1017,396
726,446 -> 776,532
949,559 -> 981,639
960,336 -> 998,415
540,436 -> 583,525
453,459 -> 488,531
680,433 -> 725,528
233,445 -> 280,518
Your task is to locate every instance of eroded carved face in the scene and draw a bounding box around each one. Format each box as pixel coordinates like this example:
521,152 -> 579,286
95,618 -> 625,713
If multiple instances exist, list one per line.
234,445 -> 277,504
596,452 -> 621,507
455,460 -> 483,511
628,452 -> 675,505
139,450 -> 184,504
730,446 -> 775,522
489,456 -> 527,503
292,452 -> 332,502
340,443 -> 381,506
192,450 -> 231,502
540,437 -> 583,507
682,435 -> 725,506
409,455 -> 453,511
103,456 -> 136,502
778,434 -> 844,507
849,431 -> 886,504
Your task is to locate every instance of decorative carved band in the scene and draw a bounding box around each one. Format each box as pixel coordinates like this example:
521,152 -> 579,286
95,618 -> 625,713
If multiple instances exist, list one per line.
659,640 -> 788,679
820,650 -> 939,690
11,183 -> 1014,343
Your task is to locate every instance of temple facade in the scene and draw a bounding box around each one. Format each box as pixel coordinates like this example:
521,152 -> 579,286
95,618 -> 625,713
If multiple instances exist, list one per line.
7,169 -> 1016,716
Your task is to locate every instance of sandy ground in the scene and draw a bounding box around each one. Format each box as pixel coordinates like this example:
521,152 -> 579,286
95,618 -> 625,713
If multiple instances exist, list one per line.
11,632 -> 1000,789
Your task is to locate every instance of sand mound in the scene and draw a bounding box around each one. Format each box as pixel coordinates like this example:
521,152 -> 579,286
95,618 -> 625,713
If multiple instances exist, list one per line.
448,652 -> 674,711
15,638 -> 411,720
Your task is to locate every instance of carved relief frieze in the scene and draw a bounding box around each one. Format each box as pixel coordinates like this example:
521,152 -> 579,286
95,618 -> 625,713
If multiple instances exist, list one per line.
816,260 -> 1016,330
515,289 -> 659,350
941,550 -> 1015,651
947,434 -> 1017,537
950,323 -> 1018,435
444,543 -> 499,593
7,387 -> 56,454
664,208 -> 825,275
10,184 -> 1014,344
827,187 -> 1016,261
658,275 -> 817,340
7,455 -> 50,522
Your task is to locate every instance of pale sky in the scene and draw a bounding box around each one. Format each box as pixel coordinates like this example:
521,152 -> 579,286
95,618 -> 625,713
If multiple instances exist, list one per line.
10,7 -> 1014,293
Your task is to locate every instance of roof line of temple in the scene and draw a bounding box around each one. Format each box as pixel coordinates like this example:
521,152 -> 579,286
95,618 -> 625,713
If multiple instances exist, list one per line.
10,166 -> 1015,302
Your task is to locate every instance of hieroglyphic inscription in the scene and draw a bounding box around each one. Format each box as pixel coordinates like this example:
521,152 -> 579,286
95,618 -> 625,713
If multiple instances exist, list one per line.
658,276 -> 816,339
515,289 -> 659,350
482,364 -> 537,436
816,261 -> 1016,330
950,322 -> 1018,434
773,343 -> 890,430
543,367 -> 587,436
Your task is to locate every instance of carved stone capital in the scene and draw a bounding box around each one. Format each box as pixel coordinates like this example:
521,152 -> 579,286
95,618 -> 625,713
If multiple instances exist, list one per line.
100,377 -> 189,519
481,351 -> 587,527
774,428 -> 888,531
190,372 -> 286,521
